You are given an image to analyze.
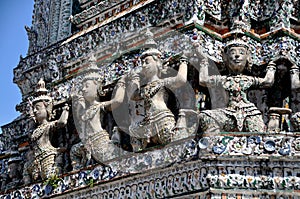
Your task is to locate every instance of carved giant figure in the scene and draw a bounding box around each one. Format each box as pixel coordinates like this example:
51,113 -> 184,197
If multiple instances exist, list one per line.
197,36 -> 277,133
71,56 -> 125,169
30,79 -> 69,179
129,47 -> 188,151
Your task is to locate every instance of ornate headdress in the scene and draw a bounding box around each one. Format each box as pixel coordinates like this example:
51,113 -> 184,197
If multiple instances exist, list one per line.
32,79 -> 52,104
140,48 -> 162,59
81,54 -> 102,82
79,54 -> 105,96
224,38 -> 250,52
140,29 -> 162,59
31,79 -> 54,121
223,30 -> 250,52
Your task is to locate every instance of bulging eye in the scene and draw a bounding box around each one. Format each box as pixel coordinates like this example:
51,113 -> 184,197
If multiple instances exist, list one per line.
229,50 -> 236,55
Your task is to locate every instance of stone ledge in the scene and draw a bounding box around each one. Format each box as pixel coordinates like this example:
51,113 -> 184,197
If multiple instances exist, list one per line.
3,133 -> 300,198
199,132 -> 300,157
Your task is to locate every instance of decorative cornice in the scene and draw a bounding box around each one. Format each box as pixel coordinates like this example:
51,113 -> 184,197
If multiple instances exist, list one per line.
14,0 -> 300,99
70,0 -> 151,28
12,25 -> 300,111
66,0 -> 157,43
2,135 -> 300,198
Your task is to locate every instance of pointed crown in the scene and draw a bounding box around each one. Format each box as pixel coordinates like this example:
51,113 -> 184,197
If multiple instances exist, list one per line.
141,29 -> 162,59
141,48 -> 162,59
224,38 -> 249,51
224,30 -> 250,52
32,79 -> 52,104
82,54 -> 102,82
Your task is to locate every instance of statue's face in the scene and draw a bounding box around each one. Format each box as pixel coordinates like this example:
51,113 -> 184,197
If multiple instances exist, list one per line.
226,46 -> 248,74
82,80 -> 98,103
8,162 -> 18,178
33,102 -> 48,122
141,55 -> 158,79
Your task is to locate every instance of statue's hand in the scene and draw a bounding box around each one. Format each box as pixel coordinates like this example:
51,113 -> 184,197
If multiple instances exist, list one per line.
70,84 -> 84,102
193,42 -> 206,59
70,84 -> 78,98
57,147 -> 67,153
271,55 -> 295,67
99,102 -> 107,110
62,103 -> 69,111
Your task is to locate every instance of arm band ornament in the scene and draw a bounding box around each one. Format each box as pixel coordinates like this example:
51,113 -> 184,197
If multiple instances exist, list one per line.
180,55 -> 188,64
290,65 -> 299,74
200,58 -> 209,67
116,80 -> 126,88
266,62 -> 276,72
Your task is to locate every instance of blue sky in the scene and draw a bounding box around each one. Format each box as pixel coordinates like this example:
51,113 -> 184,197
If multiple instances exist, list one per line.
0,1 -> 34,130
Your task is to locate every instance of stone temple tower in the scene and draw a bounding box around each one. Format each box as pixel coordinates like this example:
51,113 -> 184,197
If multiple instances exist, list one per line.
26,0 -> 72,54
1,0 -> 300,198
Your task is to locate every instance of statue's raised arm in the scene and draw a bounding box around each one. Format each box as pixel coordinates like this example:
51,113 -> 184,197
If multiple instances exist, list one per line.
289,61 -> 300,131
256,61 -> 277,88
290,64 -> 300,90
194,43 -> 211,87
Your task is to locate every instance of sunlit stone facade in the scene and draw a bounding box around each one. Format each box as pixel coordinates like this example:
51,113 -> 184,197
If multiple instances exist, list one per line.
1,0 -> 300,198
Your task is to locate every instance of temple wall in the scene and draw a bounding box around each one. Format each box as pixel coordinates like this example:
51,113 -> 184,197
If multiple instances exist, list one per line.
0,0 -> 300,198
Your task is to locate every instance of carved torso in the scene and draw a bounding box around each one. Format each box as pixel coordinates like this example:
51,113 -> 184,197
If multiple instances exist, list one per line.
139,79 -> 169,118
129,79 -> 175,140
80,103 -> 109,143
31,121 -> 58,157
222,75 -> 257,107
205,75 -> 262,130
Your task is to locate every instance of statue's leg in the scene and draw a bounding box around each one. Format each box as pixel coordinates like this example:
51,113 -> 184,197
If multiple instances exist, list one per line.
130,137 -> 147,152
54,152 -> 64,175
89,131 -> 120,162
40,154 -> 57,179
22,163 -> 32,185
70,142 -> 87,170
291,112 -> 300,132
173,109 -> 199,140
156,116 -> 176,145
198,111 -> 222,134
244,115 -> 266,132
32,159 -> 40,180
